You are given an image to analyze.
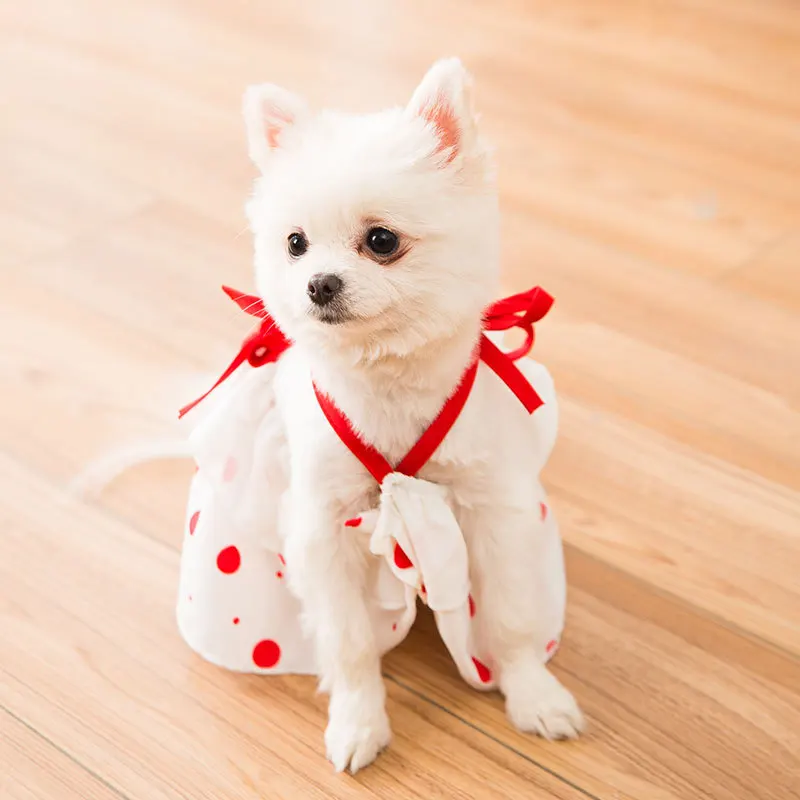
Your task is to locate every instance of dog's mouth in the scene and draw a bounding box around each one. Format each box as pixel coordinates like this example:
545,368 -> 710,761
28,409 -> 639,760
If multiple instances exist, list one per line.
308,303 -> 353,326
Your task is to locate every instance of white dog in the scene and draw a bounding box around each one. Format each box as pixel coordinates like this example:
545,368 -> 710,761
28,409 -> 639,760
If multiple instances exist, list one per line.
67,56 -> 584,774
228,57 -> 585,773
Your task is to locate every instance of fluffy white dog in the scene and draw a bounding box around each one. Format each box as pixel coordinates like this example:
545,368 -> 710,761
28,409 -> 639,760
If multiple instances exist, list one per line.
234,57 -> 584,773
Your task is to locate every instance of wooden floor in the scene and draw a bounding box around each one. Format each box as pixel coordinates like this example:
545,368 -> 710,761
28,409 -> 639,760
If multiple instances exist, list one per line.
2,0 -> 800,797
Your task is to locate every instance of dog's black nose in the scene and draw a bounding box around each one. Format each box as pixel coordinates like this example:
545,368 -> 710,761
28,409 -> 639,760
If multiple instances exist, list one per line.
307,273 -> 343,306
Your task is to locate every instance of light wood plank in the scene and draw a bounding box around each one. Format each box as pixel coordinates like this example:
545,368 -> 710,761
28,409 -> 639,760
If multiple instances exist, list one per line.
0,137 -> 152,266
0,711 -> 124,800
727,233 -> 800,313
549,397 -> 800,654
502,213 -> 800,402
539,312 -> 800,490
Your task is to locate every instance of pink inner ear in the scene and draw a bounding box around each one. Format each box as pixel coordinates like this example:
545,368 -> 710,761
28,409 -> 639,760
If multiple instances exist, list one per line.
264,106 -> 294,149
422,96 -> 460,165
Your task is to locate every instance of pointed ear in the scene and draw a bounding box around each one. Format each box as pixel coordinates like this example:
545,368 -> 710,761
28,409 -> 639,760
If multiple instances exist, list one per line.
405,57 -> 478,167
242,83 -> 309,173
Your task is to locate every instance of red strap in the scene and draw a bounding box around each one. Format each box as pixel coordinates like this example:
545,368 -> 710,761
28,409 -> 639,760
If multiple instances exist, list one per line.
314,355 -> 481,482
396,357 -> 479,476
313,385 -> 393,483
479,334 -> 543,413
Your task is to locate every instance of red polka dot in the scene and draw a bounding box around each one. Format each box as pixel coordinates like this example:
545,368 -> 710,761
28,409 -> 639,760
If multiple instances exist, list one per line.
420,583 -> 426,595
233,617 -> 240,625
546,639 -> 558,655
252,639 -> 281,669
216,546 -> 241,574
275,571 -> 283,579
188,510 -> 200,535
392,622 -> 397,632
344,516 -> 362,528
540,501 -> 548,521
278,553 -> 286,565
472,657 -> 492,684
468,594 -> 476,618
194,463 -> 199,473
393,543 -> 412,569
222,456 -> 238,482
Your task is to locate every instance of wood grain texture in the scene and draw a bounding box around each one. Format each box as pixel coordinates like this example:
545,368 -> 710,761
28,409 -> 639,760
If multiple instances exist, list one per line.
1,712 -> 123,800
1,0 -> 799,798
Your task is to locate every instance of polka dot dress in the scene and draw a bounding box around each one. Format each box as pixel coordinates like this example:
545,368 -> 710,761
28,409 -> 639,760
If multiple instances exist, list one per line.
176,358 -> 567,683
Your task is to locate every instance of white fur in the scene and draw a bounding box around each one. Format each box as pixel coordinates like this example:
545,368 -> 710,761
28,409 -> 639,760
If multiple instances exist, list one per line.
243,58 -> 584,773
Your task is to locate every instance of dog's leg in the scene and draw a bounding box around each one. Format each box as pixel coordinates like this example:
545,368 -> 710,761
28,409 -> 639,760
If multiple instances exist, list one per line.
284,490 -> 390,773
467,503 -> 585,739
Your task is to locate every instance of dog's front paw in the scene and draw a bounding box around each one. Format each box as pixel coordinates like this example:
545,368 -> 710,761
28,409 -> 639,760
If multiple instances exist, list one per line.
504,663 -> 585,740
325,691 -> 392,774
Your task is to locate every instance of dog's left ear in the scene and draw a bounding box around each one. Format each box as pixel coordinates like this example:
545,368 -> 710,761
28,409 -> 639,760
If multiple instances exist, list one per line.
243,83 -> 310,173
405,57 -> 478,167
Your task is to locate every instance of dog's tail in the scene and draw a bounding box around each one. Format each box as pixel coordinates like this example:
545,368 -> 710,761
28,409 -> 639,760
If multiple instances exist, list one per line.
68,437 -> 193,500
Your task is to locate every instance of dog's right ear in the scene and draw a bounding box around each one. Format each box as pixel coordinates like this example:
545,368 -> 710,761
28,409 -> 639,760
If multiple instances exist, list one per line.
405,57 -> 479,168
242,84 -> 309,173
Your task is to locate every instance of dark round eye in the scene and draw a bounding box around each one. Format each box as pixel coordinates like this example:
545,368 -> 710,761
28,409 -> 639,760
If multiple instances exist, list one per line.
365,227 -> 399,257
287,232 -> 308,258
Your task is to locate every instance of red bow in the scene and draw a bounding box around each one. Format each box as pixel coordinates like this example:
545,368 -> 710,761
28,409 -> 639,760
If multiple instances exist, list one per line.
482,286 -> 554,359
178,284 -> 554,420
477,285 -> 554,414
177,287 -> 291,418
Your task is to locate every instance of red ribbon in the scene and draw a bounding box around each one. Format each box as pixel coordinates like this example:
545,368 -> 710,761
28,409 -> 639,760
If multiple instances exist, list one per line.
177,287 -> 291,419
478,285 -> 554,413
482,285 -> 554,360
179,284 -> 554,479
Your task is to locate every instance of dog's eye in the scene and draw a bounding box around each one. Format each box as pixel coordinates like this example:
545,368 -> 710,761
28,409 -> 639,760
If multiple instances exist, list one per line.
287,232 -> 308,258
365,227 -> 399,257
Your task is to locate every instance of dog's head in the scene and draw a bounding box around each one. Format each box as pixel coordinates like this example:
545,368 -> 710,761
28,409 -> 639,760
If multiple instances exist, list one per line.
244,58 -> 499,360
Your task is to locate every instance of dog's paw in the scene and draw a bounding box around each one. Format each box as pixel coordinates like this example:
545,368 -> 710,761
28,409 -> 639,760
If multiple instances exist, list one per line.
325,692 -> 392,774
504,665 -> 585,740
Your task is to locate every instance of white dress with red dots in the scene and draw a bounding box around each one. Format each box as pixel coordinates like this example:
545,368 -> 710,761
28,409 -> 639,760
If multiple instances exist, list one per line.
176,285 -> 567,687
